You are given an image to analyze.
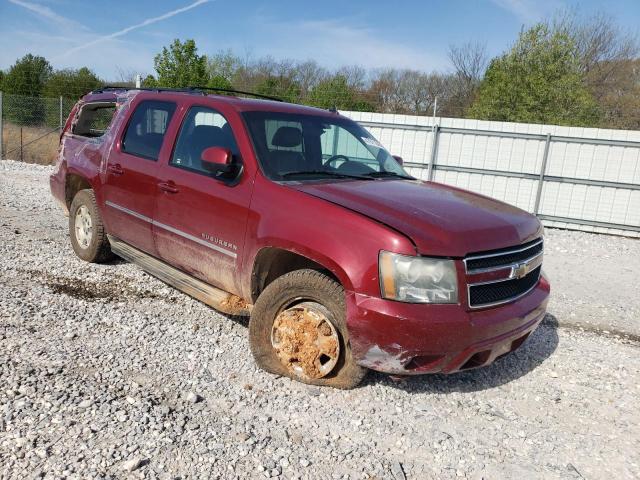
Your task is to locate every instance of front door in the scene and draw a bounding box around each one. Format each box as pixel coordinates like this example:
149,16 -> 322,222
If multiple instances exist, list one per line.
152,105 -> 252,296
102,99 -> 177,255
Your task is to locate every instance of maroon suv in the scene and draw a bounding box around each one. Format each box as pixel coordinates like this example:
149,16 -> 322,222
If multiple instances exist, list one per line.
50,87 -> 549,389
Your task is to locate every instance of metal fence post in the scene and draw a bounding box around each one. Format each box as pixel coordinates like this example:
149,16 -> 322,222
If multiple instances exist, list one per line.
0,91 -> 3,160
427,124 -> 440,181
533,133 -> 552,215
59,96 -> 63,131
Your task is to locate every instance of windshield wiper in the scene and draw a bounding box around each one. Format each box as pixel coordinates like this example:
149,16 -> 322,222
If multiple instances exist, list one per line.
363,171 -> 415,179
280,170 -> 376,181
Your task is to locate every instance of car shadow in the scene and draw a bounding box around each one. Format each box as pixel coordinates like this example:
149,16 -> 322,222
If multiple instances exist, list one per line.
363,314 -> 560,393
219,312 -> 250,328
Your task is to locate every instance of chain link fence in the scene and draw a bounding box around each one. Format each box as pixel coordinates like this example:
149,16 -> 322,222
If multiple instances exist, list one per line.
0,92 -> 75,164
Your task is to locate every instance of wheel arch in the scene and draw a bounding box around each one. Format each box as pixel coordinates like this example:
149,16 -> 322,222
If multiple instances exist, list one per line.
64,173 -> 92,209
250,247 -> 349,303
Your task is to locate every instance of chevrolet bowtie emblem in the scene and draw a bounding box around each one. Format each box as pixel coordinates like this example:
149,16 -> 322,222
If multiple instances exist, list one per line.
511,261 -> 531,279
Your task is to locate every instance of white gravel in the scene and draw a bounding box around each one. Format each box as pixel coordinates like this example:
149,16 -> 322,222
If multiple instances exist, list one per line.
1,159 -> 639,479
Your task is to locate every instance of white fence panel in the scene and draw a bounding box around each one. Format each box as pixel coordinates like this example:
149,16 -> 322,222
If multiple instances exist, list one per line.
343,110 -> 640,238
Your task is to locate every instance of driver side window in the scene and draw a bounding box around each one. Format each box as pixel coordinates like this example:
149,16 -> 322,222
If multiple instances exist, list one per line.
170,106 -> 239,174
320,125 -> 380,171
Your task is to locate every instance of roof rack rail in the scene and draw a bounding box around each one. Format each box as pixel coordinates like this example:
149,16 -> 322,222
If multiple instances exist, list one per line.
91,86 -> 205,95
187,86 -> 282,102
90,85 -> 282,102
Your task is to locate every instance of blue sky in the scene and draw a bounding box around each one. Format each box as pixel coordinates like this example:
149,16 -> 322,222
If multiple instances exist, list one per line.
1,0 -> 639,79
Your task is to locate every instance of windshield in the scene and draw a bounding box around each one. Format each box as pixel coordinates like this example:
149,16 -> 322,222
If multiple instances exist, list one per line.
242,111 -> 412,181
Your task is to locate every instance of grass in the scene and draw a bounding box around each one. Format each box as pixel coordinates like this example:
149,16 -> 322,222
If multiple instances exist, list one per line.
1,123 -> 60,165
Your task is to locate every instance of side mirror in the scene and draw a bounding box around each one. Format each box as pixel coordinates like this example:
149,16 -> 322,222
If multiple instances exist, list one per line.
202,146 -> 232,170
201,146 -> 242,180
393,155 -> 404,166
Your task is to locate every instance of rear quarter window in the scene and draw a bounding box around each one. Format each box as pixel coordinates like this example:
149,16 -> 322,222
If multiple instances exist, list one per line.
72,102 -> 116,138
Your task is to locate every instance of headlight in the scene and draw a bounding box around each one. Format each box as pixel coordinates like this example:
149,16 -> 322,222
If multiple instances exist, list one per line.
379,251 -> 458,303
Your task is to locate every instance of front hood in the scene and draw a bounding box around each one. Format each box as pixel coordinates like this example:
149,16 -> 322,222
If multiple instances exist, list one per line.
291,179 -> 542,257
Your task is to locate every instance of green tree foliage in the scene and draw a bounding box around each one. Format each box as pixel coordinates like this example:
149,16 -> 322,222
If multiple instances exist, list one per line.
43,67 -> 101,100
2,54 -> 52,96
141,75 -> 157,88
469,24 -> 601,126
255,76 -> 301,102
2,54 -> 53,125
207,50 -> 241,84
154,39 -> 209,88
307,75 -> 374,111
39,68 -> 101,127
208,75 -> 233,91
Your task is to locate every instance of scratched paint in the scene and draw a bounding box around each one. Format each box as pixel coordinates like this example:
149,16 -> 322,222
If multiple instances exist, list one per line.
359,344 -> 409,372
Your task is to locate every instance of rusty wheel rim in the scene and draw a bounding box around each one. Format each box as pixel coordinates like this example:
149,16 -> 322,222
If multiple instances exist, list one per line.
270,301 -> 340,380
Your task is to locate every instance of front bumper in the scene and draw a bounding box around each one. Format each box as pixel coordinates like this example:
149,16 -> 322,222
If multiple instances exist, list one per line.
346,275 -> 550,374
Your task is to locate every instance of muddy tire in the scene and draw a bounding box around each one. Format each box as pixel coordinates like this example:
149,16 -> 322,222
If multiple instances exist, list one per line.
69,189 -> 114,263
249,269 -> 367,389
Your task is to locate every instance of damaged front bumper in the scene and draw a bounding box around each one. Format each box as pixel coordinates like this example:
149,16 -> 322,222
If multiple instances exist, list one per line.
346,275 -> 550,375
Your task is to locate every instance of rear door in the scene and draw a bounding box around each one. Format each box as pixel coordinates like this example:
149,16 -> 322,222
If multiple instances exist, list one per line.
101,99 -> 177,255
152,105 -> 253,296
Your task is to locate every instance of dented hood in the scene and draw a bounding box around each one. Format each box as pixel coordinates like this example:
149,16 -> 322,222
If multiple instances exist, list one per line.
291,179 -> 542,257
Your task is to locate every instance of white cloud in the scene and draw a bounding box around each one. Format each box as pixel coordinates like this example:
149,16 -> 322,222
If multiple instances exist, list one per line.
1,29 -> 156,77
1,0 -> 213,78
54,0 -> 212,59
489,0 -> 564,24
7,0 -> 75,27
250,17 -> 447,72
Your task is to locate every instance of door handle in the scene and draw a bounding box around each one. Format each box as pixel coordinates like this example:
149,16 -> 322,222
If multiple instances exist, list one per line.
158,181 -> 179,194
107,163 -> 124,175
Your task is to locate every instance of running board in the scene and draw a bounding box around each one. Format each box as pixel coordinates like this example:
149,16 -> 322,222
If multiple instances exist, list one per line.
108,235 -> 251,316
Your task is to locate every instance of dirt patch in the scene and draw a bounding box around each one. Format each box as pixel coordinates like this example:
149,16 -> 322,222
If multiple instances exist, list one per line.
220,295 -> 250,315
271,308 -> 338,379
19,269 -> 161,301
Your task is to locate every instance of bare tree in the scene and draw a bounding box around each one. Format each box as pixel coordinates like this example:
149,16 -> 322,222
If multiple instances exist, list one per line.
369,69 -> 448,115
552,10 -> 640,126
447,41 -> 488,115
336,65 -> 368,90
554,11 -> 638,75
448,41 -> 488,83
113,66 -> 140,86
292,61 -> 328,96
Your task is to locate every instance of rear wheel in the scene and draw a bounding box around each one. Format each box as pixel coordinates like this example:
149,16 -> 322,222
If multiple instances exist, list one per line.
69,189 -> 114,263
249,269 -> 367,389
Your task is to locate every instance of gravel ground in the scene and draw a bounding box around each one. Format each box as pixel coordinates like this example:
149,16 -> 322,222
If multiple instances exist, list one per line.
1,159 -> 639,479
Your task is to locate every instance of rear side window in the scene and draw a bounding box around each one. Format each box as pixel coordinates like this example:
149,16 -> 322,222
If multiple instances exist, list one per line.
122,100 -> 176,161
72,102 -> 116,138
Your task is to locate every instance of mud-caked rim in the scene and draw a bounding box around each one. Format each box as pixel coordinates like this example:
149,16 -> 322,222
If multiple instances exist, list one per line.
74,205 -> 93,249
270,301 -> 341,380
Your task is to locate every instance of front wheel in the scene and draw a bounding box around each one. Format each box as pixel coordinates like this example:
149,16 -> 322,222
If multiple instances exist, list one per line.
69,189 -> 114,263
249,269 -> 367,389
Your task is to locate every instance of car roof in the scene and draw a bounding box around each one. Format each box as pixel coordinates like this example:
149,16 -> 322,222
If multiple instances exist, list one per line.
80,89 -> 343,119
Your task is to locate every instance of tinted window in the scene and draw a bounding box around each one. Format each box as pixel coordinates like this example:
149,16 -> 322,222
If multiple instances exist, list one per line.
171,106 -> 239,174
243,111 -> 409,181
122,100 -> 176,160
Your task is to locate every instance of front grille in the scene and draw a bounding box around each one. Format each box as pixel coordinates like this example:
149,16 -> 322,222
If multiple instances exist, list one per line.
465,238 -> 543,308
465,238 -> 543,272
469,266 -> 541,307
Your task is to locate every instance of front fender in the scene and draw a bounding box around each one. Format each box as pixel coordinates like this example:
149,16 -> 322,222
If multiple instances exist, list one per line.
240,176 -> 416,300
